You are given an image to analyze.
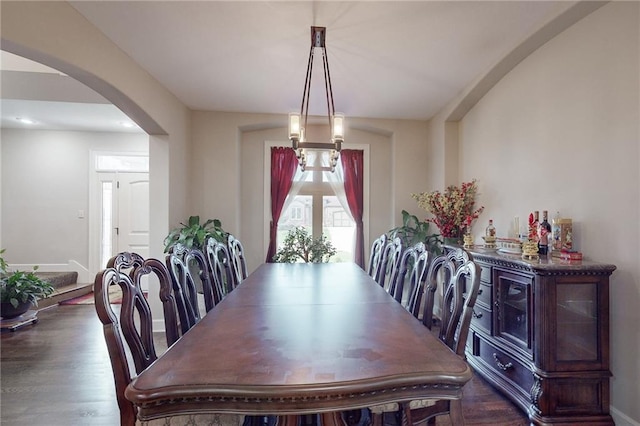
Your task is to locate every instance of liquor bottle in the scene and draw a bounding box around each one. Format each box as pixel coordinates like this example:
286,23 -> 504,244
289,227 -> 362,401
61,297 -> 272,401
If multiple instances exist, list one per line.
484,219 -> 497,248
538,210 -> 551,255
531,211 -> 540,241
551,211 -> 561,253
486,219 -> 496,238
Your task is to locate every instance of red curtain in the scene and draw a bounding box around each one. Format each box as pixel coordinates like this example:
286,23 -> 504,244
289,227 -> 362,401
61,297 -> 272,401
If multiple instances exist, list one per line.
266,147 -> 298,262
341,149 -> 365,268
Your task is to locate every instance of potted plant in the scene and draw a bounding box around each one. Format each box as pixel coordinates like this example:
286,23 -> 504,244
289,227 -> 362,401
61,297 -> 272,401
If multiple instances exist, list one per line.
272,227 -> 337,263
388,210 -> 441,255
164,215 -> 227,253
1,249 -> 55,319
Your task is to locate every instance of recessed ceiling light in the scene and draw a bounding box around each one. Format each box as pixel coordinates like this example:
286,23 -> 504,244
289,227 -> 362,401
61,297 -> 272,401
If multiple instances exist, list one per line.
120,121 -> 136,128
16,117 -> 36,125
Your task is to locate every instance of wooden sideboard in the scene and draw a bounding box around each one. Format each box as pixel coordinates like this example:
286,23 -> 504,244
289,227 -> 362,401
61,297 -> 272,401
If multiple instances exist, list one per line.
463,248 -> 616,426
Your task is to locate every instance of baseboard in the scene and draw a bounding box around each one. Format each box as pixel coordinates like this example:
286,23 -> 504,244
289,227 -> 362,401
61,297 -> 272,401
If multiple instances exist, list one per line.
10,260 -> 91,283
153,318 -> 166,334
611,406 -> 640,426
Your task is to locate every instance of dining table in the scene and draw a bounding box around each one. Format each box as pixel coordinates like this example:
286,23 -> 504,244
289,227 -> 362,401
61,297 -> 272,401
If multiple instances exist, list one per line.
125,262 -> 472,425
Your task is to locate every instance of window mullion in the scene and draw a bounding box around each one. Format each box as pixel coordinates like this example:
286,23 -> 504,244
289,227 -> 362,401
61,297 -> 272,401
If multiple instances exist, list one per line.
312,194 -> 323,239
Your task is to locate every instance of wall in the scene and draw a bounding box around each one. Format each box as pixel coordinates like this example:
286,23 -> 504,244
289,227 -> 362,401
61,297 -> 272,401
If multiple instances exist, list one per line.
1,1 -> 192,328
191,111 -> 429,272
0,128 -> 148,269
456,3 -> 639,423
1,1 -> 191,260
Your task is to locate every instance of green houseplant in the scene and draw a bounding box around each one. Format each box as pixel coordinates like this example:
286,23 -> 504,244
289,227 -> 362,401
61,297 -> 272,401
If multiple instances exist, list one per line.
164,215 -> 227,253
388,210 -> 442,255
273,227 -> 337,263
1,249 -> 55,319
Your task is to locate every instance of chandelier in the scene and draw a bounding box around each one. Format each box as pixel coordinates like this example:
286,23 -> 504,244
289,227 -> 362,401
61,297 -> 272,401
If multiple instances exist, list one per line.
289,26 -> 344,172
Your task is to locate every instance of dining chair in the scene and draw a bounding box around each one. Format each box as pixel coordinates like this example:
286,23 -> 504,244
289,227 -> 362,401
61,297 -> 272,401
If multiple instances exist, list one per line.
227,234 -> 248,287
166,243 -> 217,335
369,249 -> 481,426
422,246 -> 472,330
378,237 -> 403,294
404,255 -> 481,425
367,234 -> 387,284
106,252 -> 181,347
94,259 -> 243,426
204,236 -> 236,302
403,242 -> 432,319
388,242 -> 429,315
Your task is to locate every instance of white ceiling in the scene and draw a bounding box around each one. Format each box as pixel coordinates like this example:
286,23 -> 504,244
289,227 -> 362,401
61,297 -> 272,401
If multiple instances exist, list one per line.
1,1 -> 574,133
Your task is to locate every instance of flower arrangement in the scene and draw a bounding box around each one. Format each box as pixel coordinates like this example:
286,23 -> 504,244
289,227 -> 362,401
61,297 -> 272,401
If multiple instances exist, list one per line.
411,180 -> 485,238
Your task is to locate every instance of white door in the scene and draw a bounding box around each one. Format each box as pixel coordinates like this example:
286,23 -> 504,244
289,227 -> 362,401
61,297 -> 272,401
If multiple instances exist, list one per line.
115,172 -> 150,258
95,171 -> 149,270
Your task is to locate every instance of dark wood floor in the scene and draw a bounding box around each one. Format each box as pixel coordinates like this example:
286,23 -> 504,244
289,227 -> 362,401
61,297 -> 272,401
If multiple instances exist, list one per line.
1,304 -> 530,425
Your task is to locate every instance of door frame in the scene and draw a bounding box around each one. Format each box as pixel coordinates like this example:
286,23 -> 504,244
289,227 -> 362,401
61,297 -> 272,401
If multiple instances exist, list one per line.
88,151 -> 149,279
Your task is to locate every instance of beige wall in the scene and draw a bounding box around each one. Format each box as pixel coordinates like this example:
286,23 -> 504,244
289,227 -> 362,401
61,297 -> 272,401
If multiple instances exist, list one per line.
0,128 -> 148,267
1,1 -> 191,329
452,3 -> 638,423
191,111 -> 429,272
0,1 -> 191,263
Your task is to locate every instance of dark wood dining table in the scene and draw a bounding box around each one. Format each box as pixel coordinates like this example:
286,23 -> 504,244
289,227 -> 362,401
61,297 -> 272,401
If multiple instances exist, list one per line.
125,262 -> 472,424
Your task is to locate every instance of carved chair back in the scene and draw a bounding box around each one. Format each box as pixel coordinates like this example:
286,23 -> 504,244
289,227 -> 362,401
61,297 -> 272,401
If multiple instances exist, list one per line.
204,237 -> 235,302
389,242 -> 427,308
379,237 -> 404,294
421,246 -> 473,331
437,258 -> 481,356
166,244 -> 217,334
401,242 -> 431,319
368,234 -> 387,284
227,234 -> 248,288
106,252 -> 180,346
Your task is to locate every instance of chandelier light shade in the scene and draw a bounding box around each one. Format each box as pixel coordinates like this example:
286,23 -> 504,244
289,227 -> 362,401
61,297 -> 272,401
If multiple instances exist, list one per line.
289,26 -> 344,172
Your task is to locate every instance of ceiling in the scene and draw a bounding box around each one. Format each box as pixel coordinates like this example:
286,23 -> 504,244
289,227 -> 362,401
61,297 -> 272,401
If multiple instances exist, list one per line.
1,1 -> 575,133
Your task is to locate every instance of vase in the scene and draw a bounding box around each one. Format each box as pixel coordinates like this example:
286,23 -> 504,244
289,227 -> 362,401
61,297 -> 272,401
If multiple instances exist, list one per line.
443,236 -> 463,246
1,301 -> 32,319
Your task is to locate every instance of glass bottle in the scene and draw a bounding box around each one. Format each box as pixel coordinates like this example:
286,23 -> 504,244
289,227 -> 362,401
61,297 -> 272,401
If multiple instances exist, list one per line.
484,219 -> 497,248
531,211 -> 540,241
538,210 -> 551,255
551,211 -> 562,253
486,219 -> 496,238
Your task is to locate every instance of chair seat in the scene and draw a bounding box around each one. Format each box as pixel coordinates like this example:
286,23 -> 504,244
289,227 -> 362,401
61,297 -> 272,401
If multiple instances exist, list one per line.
138,414 -> 244,426
368,398 -> 437,415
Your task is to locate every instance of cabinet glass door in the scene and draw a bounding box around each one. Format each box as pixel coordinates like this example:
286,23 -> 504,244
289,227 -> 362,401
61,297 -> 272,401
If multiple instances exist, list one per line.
556,283 -> 597,361
496,270 -> 532,352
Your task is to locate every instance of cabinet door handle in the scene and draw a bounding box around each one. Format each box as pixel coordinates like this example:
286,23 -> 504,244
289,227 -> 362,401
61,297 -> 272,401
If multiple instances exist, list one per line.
477,288 -> 483,295
493,353 -> 513,371
472,310 -> 483,319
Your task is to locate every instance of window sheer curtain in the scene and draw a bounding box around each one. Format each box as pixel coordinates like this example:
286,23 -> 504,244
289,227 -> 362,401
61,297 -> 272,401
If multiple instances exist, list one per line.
341,149 -> 365,268
266,147 -> 298,263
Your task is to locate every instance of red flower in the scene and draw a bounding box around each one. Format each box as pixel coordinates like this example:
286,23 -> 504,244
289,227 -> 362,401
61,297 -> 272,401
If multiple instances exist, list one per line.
411,180 -> 485,238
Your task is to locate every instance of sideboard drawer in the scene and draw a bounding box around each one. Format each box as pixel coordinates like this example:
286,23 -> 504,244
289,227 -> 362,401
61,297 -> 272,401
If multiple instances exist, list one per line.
472,303 -> 492,335
477,283 -> 492,307
479,263 -> 492,284
476,336 -> 534,397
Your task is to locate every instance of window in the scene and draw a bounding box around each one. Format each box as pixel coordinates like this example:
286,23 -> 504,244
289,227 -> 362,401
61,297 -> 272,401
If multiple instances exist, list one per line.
275,151 -> 358,262
290,205 -> 303,221
330,210 -> 352,227
95,154 -> 148,172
